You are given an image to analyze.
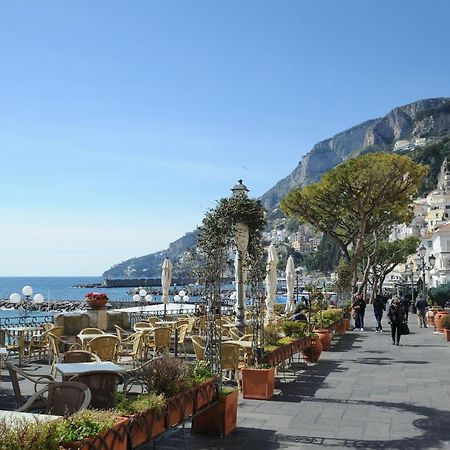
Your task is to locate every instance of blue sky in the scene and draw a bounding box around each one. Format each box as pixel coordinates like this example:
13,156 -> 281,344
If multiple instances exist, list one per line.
1,0 -> 449,276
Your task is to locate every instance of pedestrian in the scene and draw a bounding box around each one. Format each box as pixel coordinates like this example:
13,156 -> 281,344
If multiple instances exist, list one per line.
400,296 -> 410,322
290,306 -> 308,322
415,295 -> 428,328
388,298 -> 404,345
352,294 -> 366,331
373,294 -> 386,332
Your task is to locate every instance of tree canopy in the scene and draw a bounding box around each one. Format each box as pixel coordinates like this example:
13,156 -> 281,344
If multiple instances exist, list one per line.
281,153 -> 428,290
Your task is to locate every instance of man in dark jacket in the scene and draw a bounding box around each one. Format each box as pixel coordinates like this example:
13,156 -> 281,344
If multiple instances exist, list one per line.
352,294 -> 366,331
388,298 -> 404,345
415,295 -> 427,328
373,294 -> 386,332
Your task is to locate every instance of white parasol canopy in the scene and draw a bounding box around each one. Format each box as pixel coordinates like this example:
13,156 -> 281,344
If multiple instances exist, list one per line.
161,258 -> 173,305
265,243 -> 278,321
285,255 -> 296,314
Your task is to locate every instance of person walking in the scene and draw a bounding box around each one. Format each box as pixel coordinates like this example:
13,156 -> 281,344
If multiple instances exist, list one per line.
373,294 -> 386,332
415,295 -> 428,328
388,298 -> 404,345
352,294 -> 366,331
400,296 -> 410,322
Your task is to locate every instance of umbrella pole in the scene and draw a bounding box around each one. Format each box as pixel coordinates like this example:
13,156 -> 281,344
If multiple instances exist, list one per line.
164,303 -> 167,320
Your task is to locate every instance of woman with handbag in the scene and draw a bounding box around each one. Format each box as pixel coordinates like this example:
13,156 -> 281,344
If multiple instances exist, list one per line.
387,298 -> 404,346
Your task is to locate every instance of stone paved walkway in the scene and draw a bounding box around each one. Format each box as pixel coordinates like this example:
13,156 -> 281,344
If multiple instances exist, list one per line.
150,306 -> 450,450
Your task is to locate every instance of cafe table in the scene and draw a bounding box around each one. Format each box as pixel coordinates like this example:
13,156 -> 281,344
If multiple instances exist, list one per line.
55,361 -> 127,379
155,321 -> 177,327
76,333 -> 116,350
5,326 -> 42,366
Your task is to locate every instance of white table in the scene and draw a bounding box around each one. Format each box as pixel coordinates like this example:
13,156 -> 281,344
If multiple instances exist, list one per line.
55,361 -> 127,378
76,333 -> 115,350
0,409 -> 59,424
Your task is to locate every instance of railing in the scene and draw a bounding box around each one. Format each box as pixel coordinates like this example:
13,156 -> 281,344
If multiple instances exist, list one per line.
0,314 -> 54,328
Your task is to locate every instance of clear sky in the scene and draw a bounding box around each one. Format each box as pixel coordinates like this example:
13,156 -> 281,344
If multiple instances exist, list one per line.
1,0 -> 449,276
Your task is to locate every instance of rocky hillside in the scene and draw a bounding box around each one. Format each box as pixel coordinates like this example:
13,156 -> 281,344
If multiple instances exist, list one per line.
261,97 -> 450,210
103,97 -> 450,279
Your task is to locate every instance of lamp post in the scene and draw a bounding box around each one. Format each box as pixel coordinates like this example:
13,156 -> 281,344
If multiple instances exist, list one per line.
415,245 -> 436,300
174,289 -> 189,312
9,286 -> 45,319
231,179 -> 249,336
133,288 -> 152,316
405,262 -> 415,313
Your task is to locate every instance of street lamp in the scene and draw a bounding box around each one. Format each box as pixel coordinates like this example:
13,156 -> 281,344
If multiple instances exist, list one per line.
174,290 -> 189,312
415,247 -> 436,299
231,179 -> 250,336
133,288 -> 152,314
9,286 -> 45,318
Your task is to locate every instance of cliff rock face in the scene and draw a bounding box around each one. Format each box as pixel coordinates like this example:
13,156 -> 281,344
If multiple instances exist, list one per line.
261,97 -> 450,210
103,97 -> 450,279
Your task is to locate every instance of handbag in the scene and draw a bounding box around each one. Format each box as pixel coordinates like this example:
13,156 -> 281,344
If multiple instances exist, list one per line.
399,322 -> 410,335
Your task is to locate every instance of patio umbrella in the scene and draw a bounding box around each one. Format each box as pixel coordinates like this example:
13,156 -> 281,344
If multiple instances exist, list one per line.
234,252 -> 248,312
265,244 -> 278,322
285,255 -> 296,314
161,258 -> 172,318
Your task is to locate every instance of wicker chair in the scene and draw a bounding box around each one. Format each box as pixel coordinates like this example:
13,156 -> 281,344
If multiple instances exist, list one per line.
17,381 -> 91,415
79,328 -> 104,335
146,317 -> 159,327
63,350 -> 101,363
134,321 -> 153,333
118,332 -> 144,367
174,324 -> 189,358
191,335 -> 205,362
88,335 -> 120,362
6,361 -> 55,409
70,371 -> 122,409
145,327 -> 171,357
114,325 -> 132,341
220,342 -> 243,390
28,329 -> 54,363
0,329 -> 20,358
41,323 -> 54,332
186,316 -> 196,334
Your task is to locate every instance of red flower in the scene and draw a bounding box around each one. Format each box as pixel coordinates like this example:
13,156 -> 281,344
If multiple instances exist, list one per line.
85,292 -> 109,301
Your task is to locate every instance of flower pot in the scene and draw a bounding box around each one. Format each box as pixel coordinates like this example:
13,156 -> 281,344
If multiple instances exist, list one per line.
302,335 -> 322,363
128,411 -> 166,448
62,417 -> 129,450
343,318 -> 351,331
166,390 -> 194,427
242,367 -> 275,400
87,297 -> 108,309
434,311 -> 449,333
194,377 -> 216,411
314,329 -> 332,351
443,329 -> 450,342
192,389 -> 238,437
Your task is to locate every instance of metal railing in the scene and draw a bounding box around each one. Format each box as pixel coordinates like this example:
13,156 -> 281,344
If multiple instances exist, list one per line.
0,314 -> 54,329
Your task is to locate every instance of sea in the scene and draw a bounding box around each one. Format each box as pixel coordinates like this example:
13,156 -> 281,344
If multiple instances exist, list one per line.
0,276 -> 289,321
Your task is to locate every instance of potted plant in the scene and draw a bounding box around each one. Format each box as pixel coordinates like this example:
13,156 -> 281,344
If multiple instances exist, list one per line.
116,392 -> 166,447
192,386 -> 238,437
85,292 -> 109,309
242,365 -> 275,400
441,315 -> 450,341
55,409 -> 129,450
302,332 -> 323,363
434,310 -> 449,333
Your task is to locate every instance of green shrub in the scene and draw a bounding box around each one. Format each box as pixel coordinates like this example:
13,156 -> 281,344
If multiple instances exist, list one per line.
280,320 -> 306,337
0,418 -> 58,450
441,315 -> 450,330
53,409 -> 121,444
189,360 -> 214,386
264,324 -> 282,347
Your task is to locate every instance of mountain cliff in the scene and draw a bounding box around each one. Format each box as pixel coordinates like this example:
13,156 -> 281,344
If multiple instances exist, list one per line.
103,97 -> 450,279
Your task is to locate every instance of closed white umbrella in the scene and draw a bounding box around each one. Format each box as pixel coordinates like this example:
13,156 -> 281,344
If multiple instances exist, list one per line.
161,258 -> 172,305
285,255 -> 296,314
265,244 -> 278,322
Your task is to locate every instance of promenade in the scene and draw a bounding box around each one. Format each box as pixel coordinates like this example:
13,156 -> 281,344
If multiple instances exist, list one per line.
154,306 -> 450,450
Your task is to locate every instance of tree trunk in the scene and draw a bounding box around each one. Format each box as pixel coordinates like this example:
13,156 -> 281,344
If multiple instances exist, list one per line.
350,217 -> 367,293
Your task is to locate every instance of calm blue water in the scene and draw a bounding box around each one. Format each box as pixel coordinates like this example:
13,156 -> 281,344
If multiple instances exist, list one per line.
0,276 -> 132,302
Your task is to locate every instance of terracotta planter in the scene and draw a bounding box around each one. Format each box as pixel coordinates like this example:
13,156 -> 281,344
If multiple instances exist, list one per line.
192,389 -> 238,437
314,329 -> 332,351
63,417 -> 129,450
242,367 -> 275,400
335,319 -> 346,334
87,297 -> 108,309
444,329 -> 450,341
166,390 -> 194,427
302,335 -> 322,363
427,308 -> 439,326
434,311 -> 449,333
343,318 -> 351,331
194,377 -> 217,411
128,411 -> 166,448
